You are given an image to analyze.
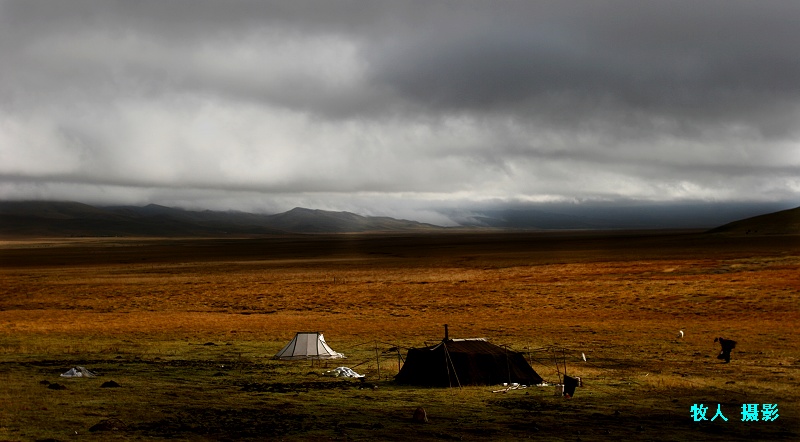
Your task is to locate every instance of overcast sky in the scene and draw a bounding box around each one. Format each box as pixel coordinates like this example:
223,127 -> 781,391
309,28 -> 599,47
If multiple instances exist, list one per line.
1,0 -> 799,224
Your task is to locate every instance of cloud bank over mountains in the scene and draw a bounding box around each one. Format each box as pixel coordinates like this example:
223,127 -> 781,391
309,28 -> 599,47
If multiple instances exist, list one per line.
1,1 -> 798,224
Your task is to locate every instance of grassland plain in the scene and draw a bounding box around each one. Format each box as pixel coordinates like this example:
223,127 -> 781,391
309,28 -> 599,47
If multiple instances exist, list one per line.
0,231 -> 798,441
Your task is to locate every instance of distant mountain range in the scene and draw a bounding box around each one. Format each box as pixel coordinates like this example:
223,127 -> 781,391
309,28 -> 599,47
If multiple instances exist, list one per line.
0,201 -> 443,237
0,200 -> 797,237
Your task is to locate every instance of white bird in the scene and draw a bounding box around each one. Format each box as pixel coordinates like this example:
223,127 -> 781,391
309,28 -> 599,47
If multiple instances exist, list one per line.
677,330 -> 684,339
581,352 -> 587,362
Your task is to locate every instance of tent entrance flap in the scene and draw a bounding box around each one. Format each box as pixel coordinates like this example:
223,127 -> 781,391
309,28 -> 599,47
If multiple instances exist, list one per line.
273,332 -> 345,361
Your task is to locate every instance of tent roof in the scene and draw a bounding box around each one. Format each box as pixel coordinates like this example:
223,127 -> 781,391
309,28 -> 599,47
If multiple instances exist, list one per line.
273,332 -> 345,360
430,338 -> 509,355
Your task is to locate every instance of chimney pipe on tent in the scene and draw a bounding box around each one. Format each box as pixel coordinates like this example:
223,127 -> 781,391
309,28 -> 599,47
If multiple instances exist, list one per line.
444,324 -> 449,341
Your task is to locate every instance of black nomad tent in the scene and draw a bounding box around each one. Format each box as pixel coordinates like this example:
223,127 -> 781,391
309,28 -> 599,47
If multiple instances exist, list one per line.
395,336 -> 543,387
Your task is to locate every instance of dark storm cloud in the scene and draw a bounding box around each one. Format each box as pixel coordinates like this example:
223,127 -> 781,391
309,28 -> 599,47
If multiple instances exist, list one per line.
369,1 -> 800,134
1,0 -> 798,223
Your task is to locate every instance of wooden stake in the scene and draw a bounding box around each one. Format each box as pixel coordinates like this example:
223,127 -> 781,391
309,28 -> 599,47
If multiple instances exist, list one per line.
375,342 -> 381,379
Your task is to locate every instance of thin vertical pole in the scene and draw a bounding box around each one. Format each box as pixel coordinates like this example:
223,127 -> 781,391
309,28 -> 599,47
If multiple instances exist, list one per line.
443,342 -> 461,389
397,348 -> 402,374
553,348 -> 562,383
375,342 -> 381,379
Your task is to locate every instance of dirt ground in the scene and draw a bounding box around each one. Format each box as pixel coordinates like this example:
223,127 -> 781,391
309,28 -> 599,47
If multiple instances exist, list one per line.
1,230 -> 798,440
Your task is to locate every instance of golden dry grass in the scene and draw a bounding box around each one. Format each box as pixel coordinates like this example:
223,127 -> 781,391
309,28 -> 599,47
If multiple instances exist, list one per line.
0,231 -> 798,440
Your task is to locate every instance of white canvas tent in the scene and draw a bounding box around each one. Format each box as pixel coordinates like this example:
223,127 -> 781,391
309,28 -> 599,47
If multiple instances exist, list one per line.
273,332 -> 345,361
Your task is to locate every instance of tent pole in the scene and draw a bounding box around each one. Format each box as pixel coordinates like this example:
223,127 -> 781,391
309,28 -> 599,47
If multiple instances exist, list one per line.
397,348 -> 402,374
444,341 -> 452,388
553,348 -> 562,384
375,342 -> 381,380
504,344 -> 512,385
442,342 -> 462,389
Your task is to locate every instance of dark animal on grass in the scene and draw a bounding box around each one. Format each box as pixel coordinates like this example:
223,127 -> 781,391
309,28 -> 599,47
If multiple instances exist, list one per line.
89,418 -> 127,432
714,337 -> 737,363
413,407 -> 428,423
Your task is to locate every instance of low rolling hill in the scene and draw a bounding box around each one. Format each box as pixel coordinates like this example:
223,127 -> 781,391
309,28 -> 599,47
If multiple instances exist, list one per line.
707,205 -> 800,235
0,201 -> 443,237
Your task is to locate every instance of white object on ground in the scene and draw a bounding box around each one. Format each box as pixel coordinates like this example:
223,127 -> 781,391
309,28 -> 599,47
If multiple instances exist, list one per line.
60,366 -> 97,378
492,383 -> 527,393
323,366 -> 364,378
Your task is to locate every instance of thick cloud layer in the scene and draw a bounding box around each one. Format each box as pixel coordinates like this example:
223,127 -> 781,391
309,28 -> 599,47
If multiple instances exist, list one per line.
1,0 -> 798,223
